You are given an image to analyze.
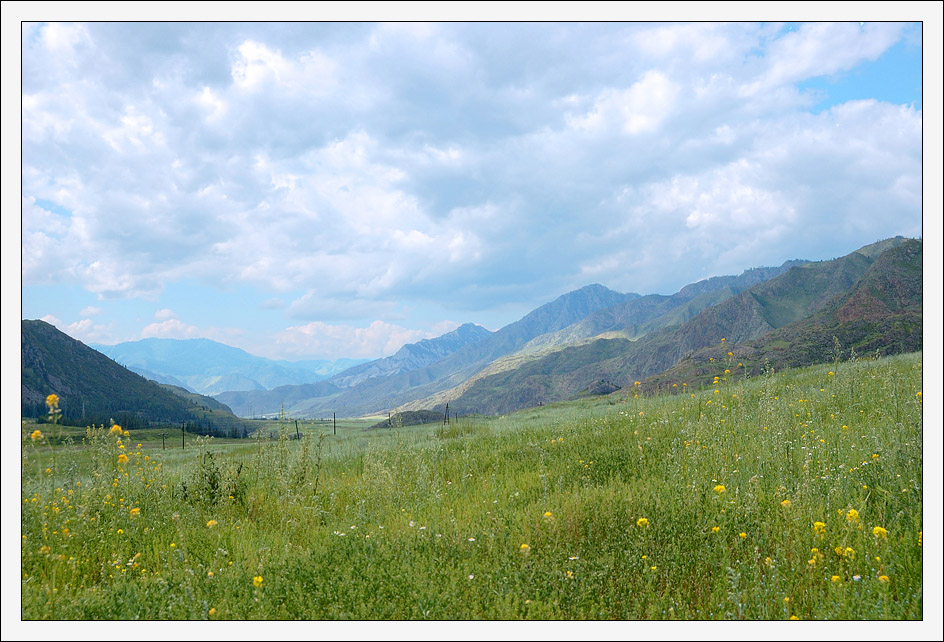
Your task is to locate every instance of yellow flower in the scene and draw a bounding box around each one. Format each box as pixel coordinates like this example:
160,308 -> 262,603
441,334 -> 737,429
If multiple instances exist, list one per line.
813,521 -> 826,535
831,575 -> 841,582
879,575 -> 890,583
872,526 -> 887,538
207,571 -> 214,578
46,393 -> 59,408
739,532 -> 746,539
129,508 -> 141,518
780,499 -> 791,508
543,511 -> 553,519
636,517 -> 649,528
109,424 -> 123,435
711,526 -> 721,533
117,454 -> 129,465
713,485 -> 726,494
208,607 -> 217,616
30,429 -> 43,442
846,509 -> 859,523
207,520 -> 218,528
519,543 -> 531,554
843,547 -> 855,559
789,615 -> 799,620
253,575 -> 264,587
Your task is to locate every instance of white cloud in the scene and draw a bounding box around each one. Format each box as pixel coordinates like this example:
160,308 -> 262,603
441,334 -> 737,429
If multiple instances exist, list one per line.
140,318 -> 200,339
273,320 -> 454,360
154,308 -> 177,320
569,71 -> 680,135
80,306 -> 103,317
19,22 -> 924,354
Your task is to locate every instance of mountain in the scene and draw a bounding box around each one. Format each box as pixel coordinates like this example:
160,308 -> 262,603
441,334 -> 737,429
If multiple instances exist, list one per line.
22,320 -> 251,435
91,338 -> 366,395
421,238 -> 920,415
642,238 -> 923,390
516,260 -> 807,353
215,322 -> 496,417
327,323 -> 494,388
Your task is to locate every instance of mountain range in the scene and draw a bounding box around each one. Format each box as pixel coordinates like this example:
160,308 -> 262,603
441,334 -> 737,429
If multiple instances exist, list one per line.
90,338 -> 366,395
22,236 -> 922,425
22,320 -> 251,436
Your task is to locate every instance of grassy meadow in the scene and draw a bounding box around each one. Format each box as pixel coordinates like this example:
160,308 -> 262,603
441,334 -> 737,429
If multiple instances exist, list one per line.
20,352 -> 923,620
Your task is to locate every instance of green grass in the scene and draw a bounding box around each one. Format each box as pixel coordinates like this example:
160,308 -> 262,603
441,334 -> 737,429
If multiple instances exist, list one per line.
20,353 -> 923,620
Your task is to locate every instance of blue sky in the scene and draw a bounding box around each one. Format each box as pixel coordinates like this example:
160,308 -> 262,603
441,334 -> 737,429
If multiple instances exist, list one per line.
10,16 -> 933,361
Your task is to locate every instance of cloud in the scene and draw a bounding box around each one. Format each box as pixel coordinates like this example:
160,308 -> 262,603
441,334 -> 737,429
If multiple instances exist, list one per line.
20,22 -> 923,342
272,320 -> 457,360
41,314 -> 116,345
140,318 -> 200,339
154,308 -> 177,320
79,306 -> 103,317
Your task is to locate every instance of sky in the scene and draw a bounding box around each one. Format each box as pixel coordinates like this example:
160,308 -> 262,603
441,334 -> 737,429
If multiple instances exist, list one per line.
11,14 -> 935,362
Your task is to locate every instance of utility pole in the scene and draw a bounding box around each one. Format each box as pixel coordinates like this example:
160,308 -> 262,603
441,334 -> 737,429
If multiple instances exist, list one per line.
161,432 -> 166,450
333,412 -> 336,435
295,419 -> 300,440
181,420 -> 185,449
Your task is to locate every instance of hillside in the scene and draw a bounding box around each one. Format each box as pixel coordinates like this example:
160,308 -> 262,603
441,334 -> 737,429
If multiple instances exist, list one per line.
22,320 -> 251,435
428,238 -> 919,414
218,284 -> 634,417
642,238 -> 923,391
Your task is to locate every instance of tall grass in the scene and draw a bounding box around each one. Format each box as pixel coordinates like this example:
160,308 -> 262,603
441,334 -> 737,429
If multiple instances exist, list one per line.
21,353 -> 923,619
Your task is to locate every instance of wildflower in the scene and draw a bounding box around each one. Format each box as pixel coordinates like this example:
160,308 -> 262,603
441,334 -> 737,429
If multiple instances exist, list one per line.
129,508 -> 141,518
789,615 -> 799,620
30,429 -> 43,442
739,532 -> 747,539
468,574 -> 474,580
843,547 -> 855,559
879,575 -> 890,583
853,575 -> 861,581
872,526 -> 888,539
764,557 -> 772,566
566,570 -> 574,579
813,521 -> 826,535
636,517 -> 649,528
109,424 -> 123,435
169,543 -> 175,548
846,509 -> 859,523
650,565 -> 658,571
544,511 -> 553,519
519,543 -> 531,555
209,607 -> 217,616
780,499 -> 791,508
253,575 -> 263,587
831,575 -> 841,582
711,526 -> 721,533
46,393 -> 59,408
468,537 -> 475,542
117,454 -> 129,465
117,529 -> 124,535
207,520 -> 218,528
713,485 -> 726,494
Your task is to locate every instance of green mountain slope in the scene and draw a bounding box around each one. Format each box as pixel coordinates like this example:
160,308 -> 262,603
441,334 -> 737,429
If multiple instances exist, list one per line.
436,238 -> 919,414
22,320 -> 251,435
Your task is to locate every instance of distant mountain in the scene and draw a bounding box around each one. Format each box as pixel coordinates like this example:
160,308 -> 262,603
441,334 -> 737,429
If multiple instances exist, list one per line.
519,260 -> 807,353
328,323 -> 494,388
215,322 -> 496,417
91,338 -> 367,395
423,238 -> 920,415
22,320 -> 251,435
